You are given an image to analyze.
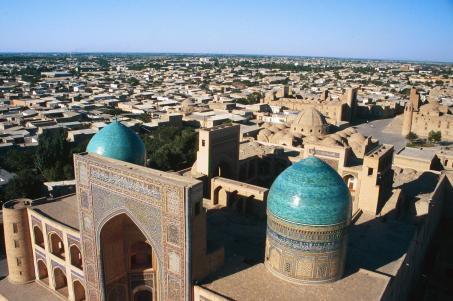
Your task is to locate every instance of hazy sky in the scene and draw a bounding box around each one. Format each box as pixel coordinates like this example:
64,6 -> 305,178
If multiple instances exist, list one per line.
1,0 -> 452,62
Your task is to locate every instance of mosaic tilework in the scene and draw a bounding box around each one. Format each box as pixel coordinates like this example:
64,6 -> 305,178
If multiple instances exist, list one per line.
46,224 -> 63,240
35,249 -> 46,262
75,154 -> 193,301
91,168 -> 161,200
86,121 -> 146,165
264,156 -> 351,284
91,185 -> 164,258
267,156 -> 351,226
31,215 -> 42,229
265,212 -> 348,284
71,270 -> 85,283
166,223 -> 180,246
51,259 -> 66,271
80,189 -> 89,210
67,234 -> 81,249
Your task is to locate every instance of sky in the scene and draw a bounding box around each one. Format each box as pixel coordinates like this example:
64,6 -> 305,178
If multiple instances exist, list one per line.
0,0 -> 452,62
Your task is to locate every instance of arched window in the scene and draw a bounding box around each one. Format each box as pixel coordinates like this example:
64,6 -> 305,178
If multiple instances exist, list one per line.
130,242 -> 152,270
49,233 -> 65,259
34,226 -> 44,248
73,280 -> 86,301
343,175 -> 356,192
70,245 -> 83,270
53,267 -> 68,298
37,260 -> 49,285
134,288 -> 152,301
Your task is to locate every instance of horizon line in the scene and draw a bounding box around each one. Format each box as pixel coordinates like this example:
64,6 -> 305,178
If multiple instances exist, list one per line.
0,51 -> 452,65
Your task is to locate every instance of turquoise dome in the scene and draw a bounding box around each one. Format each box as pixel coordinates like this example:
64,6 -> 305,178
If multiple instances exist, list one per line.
86,121 -> 146,165
267,156 -> 351,226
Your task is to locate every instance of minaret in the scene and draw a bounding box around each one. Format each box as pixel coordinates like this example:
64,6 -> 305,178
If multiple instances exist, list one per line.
410,87 -> 421,111
343,87 -> 358,121
402,100 -> 414,136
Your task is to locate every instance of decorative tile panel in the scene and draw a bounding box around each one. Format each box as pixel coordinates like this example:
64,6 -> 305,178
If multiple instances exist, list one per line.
74,154 -> 195,301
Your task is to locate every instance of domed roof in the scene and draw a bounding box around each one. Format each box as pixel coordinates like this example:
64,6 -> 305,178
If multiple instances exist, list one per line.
267,156 -> 351,226
292,107 -> 327,128
86,121 -> 146,165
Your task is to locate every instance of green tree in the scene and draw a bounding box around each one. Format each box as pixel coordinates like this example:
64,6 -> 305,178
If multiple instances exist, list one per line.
135,113 -> 152,123
103,107 -> 125,116
400,88 -> 411,96
35,129 -> 73,181
406,132 -> 418,141
142,126 -> 197,171
0,170 -> 45,204
235,92 -> 262,105
435,80 -> 444,85
428,131 -> 441,143
128,77 -> 140,86
0,148 -> 35,172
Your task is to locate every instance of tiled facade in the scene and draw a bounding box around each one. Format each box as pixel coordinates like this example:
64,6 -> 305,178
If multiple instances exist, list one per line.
74,153 -> 203,301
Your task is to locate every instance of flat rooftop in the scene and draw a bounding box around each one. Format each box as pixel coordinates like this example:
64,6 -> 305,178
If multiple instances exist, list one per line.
396,147 -> 436,161
201,208 -> 417,301
32,194 -> 80,230
203,263 -> 388,301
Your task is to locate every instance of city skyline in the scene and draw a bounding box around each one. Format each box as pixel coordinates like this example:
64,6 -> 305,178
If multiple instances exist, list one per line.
1,0 -> 452,62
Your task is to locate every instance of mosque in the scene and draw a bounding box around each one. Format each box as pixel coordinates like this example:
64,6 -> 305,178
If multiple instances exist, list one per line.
1,119 -> 452,301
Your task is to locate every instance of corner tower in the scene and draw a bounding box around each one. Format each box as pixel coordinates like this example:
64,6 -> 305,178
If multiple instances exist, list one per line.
265,157 -> 351,284
402,101 -> 414,136
2,199 -> 35,284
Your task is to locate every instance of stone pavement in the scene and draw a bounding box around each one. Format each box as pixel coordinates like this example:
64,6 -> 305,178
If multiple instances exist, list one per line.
0,259 -> 60,301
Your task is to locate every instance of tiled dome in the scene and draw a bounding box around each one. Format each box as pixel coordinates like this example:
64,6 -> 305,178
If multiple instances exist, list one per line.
267,156 -> 351,225
86,121 -> 146,165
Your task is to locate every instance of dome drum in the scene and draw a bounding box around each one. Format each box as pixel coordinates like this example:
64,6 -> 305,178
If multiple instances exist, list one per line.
264,156 -> 351,284
265,211 -> 348,284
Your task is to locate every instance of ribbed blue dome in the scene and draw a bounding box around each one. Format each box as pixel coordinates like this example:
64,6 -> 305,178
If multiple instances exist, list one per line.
267,156 -> 351,226
86,121 -> 146,165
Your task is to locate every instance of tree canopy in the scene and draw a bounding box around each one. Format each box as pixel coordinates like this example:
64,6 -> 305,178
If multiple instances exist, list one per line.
0,129 -> 88,205
0,125 -> 197,204
235,92 -> 262,105
35,129 -> 74,181
428,130 -> 442,143
141,126 -> 197,171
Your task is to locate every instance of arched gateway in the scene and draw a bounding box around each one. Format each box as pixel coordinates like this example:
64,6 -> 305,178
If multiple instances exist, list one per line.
74,151 -> 202,300
74,121 -> 203,301
100,213 -> 158,301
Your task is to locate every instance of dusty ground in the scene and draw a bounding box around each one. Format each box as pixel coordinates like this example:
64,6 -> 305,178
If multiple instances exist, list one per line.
355,116 -> 407,150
